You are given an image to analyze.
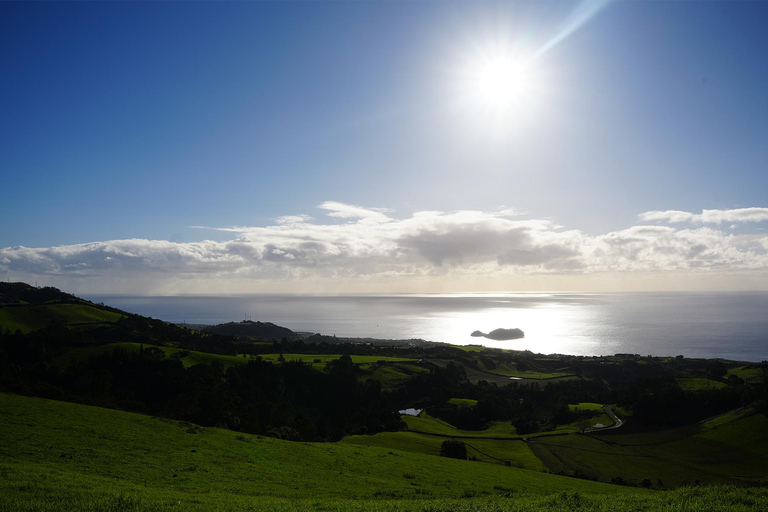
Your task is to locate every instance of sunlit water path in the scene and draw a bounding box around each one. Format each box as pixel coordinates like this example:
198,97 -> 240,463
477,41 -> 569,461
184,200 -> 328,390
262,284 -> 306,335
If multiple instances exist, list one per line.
84,292 -> 768,362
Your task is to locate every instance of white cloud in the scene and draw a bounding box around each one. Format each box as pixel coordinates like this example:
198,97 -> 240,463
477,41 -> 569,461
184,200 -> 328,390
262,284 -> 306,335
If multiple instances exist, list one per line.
585,226 -> 768,272
317,201 -> 391,223
275,214 -> 313,225
639,207 -> 768,224
3,202 -> 768,292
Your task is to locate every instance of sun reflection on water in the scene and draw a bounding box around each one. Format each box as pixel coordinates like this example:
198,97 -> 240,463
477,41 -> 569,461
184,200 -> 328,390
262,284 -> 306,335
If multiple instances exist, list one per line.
401,301 -> 620,356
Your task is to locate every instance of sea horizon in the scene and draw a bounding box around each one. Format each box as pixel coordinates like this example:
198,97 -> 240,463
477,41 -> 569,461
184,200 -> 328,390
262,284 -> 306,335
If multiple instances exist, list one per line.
84,291 -> 768,363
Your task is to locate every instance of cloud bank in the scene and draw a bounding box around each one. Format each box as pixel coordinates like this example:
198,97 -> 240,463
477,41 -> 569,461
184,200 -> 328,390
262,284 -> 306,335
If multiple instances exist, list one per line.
639,207 -> 768,224
3,202 -> 768,293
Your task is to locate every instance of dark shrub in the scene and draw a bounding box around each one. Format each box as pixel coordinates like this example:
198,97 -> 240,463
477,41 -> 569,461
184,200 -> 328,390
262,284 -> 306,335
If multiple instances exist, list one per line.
440,439 -> 467,460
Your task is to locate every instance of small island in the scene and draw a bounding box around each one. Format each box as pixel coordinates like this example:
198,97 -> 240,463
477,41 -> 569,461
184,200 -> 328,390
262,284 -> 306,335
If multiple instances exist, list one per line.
471,327 -> 525,341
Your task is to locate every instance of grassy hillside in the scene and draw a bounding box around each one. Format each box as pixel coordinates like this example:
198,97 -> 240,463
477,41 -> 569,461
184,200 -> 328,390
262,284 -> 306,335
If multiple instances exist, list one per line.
400,411 -> 517,438
57,344 -> 420,371
343,404 -> 768,490
529,409 -> 768,488
0,303 -> 122,334
361,361 -> 431,389
0,282 -> 123,334
343,430 -> 545,471
53,342 -> 248,369
3,393 -> 768,511
202,320 -> 298,340
1,392 -> 649,510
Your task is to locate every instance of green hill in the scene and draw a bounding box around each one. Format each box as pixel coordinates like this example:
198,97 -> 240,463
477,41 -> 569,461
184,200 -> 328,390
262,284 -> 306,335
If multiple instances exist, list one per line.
3,392 -> 768,511
203,320 -> 298,340
528,408 -> 768,488
0,282 -> 123,334
1,392 -> 646,510
0,281 -> 79,304
0,302 -> 123,333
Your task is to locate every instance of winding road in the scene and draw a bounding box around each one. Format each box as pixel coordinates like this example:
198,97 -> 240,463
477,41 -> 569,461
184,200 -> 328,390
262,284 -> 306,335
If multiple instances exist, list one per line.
586,404 -> 624,432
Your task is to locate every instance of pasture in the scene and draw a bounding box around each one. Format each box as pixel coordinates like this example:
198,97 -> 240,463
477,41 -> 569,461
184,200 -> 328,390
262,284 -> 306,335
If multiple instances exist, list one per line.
0,392 -> 652,511
0,303 -> 122,333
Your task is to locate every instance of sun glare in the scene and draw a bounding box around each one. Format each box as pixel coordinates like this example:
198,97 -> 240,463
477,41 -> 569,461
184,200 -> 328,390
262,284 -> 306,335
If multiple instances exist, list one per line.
473,57 -> 530,109
454,44 -> 543,130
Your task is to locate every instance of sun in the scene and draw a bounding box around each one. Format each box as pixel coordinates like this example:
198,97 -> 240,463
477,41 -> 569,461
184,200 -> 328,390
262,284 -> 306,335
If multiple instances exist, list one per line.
472,56 -> 531,109
454,44 -> 541,123
451,42 -> 546,134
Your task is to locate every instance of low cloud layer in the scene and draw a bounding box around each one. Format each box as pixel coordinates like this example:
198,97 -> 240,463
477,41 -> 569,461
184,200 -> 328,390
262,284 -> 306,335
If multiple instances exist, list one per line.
3,203 -> 768,292
639,207 -> 768,224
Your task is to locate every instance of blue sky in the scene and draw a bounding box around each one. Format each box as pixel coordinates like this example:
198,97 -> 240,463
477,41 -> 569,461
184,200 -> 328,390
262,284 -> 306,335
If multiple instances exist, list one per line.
2,1 -> 768,293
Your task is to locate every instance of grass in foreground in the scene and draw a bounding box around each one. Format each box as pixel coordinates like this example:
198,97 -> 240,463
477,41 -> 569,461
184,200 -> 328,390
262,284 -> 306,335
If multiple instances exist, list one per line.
0,393 -> 641,507
3,393 -> 768,510
2,486 -> 767,511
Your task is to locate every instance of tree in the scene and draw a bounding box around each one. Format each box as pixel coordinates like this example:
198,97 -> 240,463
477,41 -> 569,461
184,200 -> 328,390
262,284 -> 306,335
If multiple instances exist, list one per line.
440,439 -> 467,460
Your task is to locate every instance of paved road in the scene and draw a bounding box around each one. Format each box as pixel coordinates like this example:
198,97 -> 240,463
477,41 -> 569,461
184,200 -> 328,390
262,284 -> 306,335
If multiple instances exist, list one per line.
586,404 -> 624,432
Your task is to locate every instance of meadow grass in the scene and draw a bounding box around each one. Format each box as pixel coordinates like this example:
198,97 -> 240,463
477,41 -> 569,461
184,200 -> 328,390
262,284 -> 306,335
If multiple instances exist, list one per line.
257,353 -> 416,365
531,410 -> 768,488
0,393 -> 641,507
447,398 -> 478,408
428,359 -> 576,386
480,363 -> 573,380
675,377 -> 727,391
726,365 -> 764,384
401,412 -> 517,438
3,393 -> 768,510
54,342 -> 247,369
55,345 -> 415,371
2,484 -> 767,511
361,362 -> 430,388
0,303 -> 122,333
568,402 -> 604,413
342,431 -> 543,471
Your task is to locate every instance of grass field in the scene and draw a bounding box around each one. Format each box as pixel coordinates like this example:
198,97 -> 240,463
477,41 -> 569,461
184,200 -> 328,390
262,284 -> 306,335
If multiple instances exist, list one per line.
401,412 -> 518,438
675,377 -> 727,391
361,362 -> 431,388
3,393 -> 767,511
529,409 -> 768,488
447,398 -> 478,408
727,365 -> 764,384
343,411 -> 552,471
3,487 -> 768,512
428,359 -> 575,386
53,344 -> 417,371
53,342 -> 247,369
257,353 -> 417,365
342,431 -> 545,471
480,363 -> 573,380
0,392 -> 659,511
568,403 -> 604,413
0,303 -> 122,333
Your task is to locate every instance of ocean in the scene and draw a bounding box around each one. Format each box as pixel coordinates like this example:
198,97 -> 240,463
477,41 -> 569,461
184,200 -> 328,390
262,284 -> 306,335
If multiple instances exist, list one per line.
83,292 -> 768,362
